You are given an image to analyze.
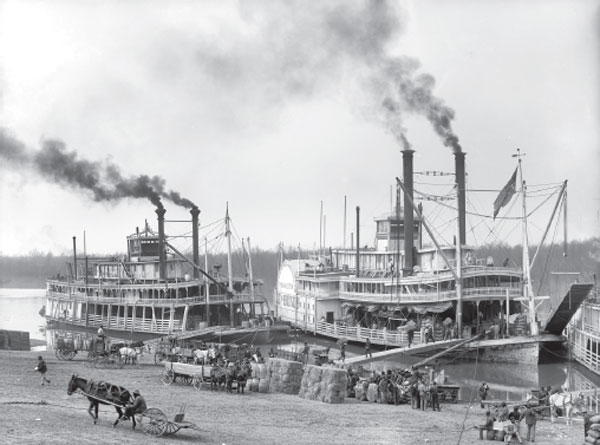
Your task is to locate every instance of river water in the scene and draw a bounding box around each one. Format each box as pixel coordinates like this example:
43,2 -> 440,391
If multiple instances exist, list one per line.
2,287 -> 600,402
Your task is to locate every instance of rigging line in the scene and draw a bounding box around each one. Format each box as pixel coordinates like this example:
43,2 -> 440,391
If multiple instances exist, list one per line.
536,201 -> 563,295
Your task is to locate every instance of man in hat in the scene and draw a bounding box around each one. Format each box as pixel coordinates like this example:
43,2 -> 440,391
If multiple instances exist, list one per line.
34,355 -> 50,386
365,338 -> 372,358
115,389 -> 147,429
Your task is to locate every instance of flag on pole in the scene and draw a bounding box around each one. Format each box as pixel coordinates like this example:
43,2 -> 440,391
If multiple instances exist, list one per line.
493,168 -> 518,219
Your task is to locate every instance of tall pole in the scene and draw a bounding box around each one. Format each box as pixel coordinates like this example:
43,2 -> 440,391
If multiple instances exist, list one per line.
323,215 -> 326,254
226,203 -> 234,328
204,237 -> 210,326
247,237 -> 255,317
343,196 -> 347,250
356,206 -> 360,277
319,200 -> 323,257
72,236 -> 78,280
515,150 -> 538,336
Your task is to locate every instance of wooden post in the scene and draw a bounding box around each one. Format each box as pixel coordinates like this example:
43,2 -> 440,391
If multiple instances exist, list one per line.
132,304 -> 136,332
182,305 -> 189,331
169,305 -> 175,333
151,304 -> 157,332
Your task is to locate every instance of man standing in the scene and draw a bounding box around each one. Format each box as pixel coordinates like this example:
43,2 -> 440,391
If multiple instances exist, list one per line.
365,338 -> 372,358
339,343 -> 346,362
303,342 -> 310,364
430,382 -> 440,411
521,403 -> 537,442
407,328 -> 414,348
479,381 -> 489,408
418,380 -> 427,411
35,356 -> 50,385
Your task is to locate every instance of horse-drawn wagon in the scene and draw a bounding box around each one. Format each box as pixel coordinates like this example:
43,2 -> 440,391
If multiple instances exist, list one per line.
161,361 -> 212,390
86,338 -> 125,368
67,375 -> 200,437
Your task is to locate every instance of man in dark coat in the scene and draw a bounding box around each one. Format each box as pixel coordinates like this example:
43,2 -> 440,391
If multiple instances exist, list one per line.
115,389 -> 147,429
35,356 -> 50,385
479,382 -> 489,408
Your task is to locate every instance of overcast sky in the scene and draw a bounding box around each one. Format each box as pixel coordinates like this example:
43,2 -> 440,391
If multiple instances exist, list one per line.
0,0 -> 598,256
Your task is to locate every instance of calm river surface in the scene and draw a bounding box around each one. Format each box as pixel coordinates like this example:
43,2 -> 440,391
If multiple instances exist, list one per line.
2,287 -> 600,401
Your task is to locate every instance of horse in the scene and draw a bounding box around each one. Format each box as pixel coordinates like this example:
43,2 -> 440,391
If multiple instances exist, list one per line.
236,361 -> 252,394
210,365 -> 227,391
548,391 -> 585,425
67,374 -> 132,426
192,348 -> 210,365
119,347 -> 141,365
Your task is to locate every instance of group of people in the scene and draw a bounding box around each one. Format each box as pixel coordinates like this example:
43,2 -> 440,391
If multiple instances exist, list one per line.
479,402 -> 538,443
410,378 -> 441,411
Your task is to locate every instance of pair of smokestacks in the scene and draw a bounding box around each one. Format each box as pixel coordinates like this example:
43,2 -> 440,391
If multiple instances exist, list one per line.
155,206 -> 200,280
402,150 -> 466,272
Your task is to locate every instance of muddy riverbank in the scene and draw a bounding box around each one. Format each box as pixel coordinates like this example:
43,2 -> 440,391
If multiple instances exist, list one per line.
0,350 -> 584,444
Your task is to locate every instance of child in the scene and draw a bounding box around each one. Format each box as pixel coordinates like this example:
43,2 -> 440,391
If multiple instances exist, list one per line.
35,356 -> 51,385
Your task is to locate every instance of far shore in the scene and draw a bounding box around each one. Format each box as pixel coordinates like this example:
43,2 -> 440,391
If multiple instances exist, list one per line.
0,349 -> 586,445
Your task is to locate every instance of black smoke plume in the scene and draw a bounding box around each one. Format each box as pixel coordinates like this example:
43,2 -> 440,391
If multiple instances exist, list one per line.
196,0 -> 461,152
0,129 -> 196,210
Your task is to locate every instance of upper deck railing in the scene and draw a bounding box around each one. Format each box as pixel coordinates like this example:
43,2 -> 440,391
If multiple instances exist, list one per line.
46,289 -> 266,306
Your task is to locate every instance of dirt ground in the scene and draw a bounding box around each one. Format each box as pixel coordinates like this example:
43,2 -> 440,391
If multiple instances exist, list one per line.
0,350 -> 585,445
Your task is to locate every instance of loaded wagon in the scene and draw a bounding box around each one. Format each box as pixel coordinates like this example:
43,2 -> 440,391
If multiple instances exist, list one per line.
161,361 -> 213,390
437,384 -> 460,403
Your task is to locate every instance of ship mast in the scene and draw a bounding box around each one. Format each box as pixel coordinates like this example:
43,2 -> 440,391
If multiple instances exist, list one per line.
514,149 -> 538,336
226,203 -> 234,327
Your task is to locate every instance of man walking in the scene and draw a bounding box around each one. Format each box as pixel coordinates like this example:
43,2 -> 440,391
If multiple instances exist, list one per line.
365,338 -> 372,358
35,356 -> 51,385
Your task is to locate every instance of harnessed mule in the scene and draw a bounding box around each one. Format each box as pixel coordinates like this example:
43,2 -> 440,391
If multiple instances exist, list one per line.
67,374 -> 132,426
548,391 -> 585,425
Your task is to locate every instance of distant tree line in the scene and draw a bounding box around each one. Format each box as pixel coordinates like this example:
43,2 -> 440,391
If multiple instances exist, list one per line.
1,238 -> 598,306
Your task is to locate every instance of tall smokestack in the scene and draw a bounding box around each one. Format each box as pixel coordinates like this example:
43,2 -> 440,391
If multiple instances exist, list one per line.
190,206 -> 200,279
403,150 -> 415,273
72,236 -> 78,280
156,207 -> 167,280
454,152 -> 466,246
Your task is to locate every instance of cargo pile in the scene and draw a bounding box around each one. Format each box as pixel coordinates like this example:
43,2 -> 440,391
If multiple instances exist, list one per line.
298,365 -> 347,404
247,362 -> 270,393
269,358 -> 304,394
585,414 -> 600,444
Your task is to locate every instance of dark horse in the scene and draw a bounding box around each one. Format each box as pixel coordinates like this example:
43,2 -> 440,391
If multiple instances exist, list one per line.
67,374 -> 133,426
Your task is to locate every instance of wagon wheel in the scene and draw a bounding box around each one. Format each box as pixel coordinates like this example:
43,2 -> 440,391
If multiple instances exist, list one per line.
111,353 -> 125,369
163,421 -> 181,436
66,350 -> 77,360
154,351 -> 168,365
161,368 -> 175,386
180,375 -> 193,386
55,349 -> 64,361
192,374 -> 204,391
140,408 -> 168,437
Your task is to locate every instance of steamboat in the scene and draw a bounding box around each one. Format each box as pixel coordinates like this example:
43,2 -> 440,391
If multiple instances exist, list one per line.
276,149 -> 593,364
568,286 -> 600,375
45,205 -> 284,344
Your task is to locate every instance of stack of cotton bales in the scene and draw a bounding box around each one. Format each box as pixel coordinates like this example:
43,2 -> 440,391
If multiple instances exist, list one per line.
585,414 -> 600,444
366,383 -> 379,402
248,362 -> 271,393
354,380 -> 370,401
269,358 -> 304,395
298,365 -> 347,404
